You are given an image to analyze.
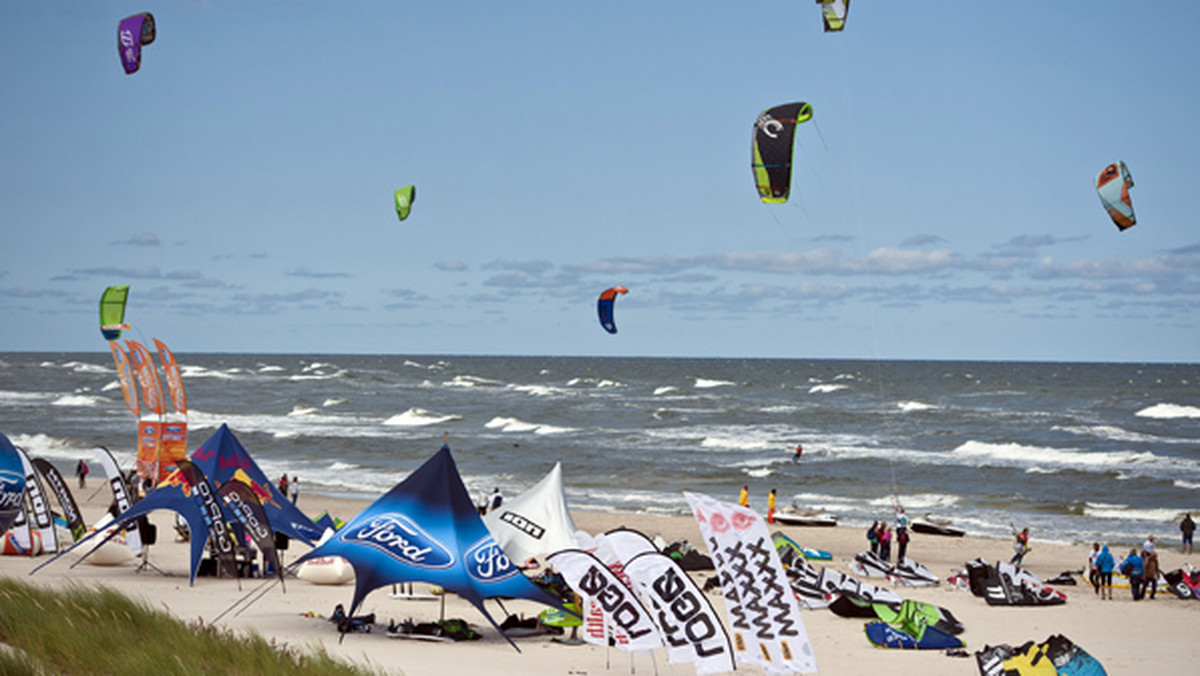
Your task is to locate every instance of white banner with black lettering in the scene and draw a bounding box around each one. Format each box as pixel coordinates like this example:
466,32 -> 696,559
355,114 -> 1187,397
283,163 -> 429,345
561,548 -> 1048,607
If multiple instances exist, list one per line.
624,550 -> 736,674
684,491 -> 817,674
548,548 -> 663,653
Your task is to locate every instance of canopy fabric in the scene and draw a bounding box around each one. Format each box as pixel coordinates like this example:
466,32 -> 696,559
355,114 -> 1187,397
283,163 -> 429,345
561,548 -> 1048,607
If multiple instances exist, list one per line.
189,424 -> 324,544
483,462 -> 578,562
296,446 -> 566,647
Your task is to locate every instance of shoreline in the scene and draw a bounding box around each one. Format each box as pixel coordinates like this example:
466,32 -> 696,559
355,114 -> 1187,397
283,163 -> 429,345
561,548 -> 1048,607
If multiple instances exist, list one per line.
3,488 -> 1198,674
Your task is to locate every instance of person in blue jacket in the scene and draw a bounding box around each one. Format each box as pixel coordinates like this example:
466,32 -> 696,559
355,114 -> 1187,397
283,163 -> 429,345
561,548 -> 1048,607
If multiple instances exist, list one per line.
1095,544 -> 1115,600
1120,548 -> 1145,600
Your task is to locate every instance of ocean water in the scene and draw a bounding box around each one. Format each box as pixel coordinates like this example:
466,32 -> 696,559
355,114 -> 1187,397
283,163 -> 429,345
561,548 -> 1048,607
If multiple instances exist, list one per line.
2,352 -> 1198,549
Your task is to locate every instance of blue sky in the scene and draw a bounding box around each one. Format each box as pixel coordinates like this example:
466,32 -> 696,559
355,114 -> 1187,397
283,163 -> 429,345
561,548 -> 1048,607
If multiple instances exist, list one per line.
2,2 -> 1198,362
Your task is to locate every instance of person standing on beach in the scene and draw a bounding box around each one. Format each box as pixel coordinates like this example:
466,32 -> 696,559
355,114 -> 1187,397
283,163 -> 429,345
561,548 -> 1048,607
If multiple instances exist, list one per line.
76,459 -> 88,488
278,474 -> 289,497
1095,544 -> 1115,600
767,488 -> 777,523
1182,513 -> 1196,554
896,526 -> 910,562
489,488 -> 504,512
738,485 -> 749,508
1087,542 -> 1102,594
289,476 -> 299,504
1120,548 -> 1145,600
878,524 -> 892,562
1011,527 -> 1030,566
1143,548 -> 1160,599
867,522 -> 879,556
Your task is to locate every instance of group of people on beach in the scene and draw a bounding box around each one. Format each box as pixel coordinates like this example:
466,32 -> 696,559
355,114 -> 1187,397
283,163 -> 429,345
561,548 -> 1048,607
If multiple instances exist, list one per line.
866,508 -> 910,562
276,474 -> 300,503
1088,535 -> 1162,600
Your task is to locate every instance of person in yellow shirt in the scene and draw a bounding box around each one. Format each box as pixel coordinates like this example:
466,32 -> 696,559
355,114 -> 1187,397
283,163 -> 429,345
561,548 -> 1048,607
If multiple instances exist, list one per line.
767,488 -> 777,523
739,485 -> 749,508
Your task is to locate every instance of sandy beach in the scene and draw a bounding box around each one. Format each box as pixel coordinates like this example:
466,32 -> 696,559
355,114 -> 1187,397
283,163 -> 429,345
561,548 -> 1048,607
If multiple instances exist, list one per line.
4,488 -> 1198,675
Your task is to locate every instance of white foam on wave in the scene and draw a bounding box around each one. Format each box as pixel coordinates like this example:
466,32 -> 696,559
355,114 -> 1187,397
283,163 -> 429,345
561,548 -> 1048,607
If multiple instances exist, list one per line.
897,401 -> 936,412
865,492 -> 960,511
8,433 -> 88,462
179,365 -> 242,380
288,405 -> 320,417
289,370 -> 346,382
323,398 -> 346,407
51,394 -> 107,407
809,384 -> 848,394
1053,424 -> 1174,445
257,365 -> 285,373
694,378 -> 735,389
0,390 -> 52,404
508,383 -> 576,398
1082,501 -> 1185,522
484,416 -> 575,435
952,440 -> 1161,471
744,467 -> 773,478
61,361 -> 111,375
701,435 -> 776,452
1174,480 -> 1200,490
383,408 -> 464,427
1137,403 -> 1200,419
444,375 -> 502,388
653,386 -> 678,396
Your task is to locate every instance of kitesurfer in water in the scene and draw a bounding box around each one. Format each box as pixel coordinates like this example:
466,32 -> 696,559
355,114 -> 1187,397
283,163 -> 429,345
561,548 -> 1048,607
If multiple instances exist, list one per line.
767,489 -> 777,523
1181,513 -> 1196,554
738,485 -> 749,508
793,444 -> 803,462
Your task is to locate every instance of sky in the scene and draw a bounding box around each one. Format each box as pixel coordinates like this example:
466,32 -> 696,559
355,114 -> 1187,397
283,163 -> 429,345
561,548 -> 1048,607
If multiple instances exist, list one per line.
2,2 -> 1198,362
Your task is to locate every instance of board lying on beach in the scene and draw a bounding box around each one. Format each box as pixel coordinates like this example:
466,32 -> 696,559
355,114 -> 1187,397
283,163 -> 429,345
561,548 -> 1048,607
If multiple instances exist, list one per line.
910,518 -> 966,537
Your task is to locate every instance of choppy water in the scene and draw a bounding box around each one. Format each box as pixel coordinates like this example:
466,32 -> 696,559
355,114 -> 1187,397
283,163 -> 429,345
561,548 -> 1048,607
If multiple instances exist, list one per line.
2,352 -> 1198,548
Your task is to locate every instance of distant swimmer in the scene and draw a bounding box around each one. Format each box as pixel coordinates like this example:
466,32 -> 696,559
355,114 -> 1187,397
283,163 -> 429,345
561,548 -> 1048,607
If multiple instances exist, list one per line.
793,444 -> 803,462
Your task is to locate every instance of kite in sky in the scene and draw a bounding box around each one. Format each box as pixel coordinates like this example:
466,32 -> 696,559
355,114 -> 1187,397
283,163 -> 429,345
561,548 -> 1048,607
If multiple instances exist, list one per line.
394,185 -> 416,221
597,286 -> 628,334
117,13 -> 156,75
1096,161 -> 1136,231
752,102 -> 813,203
817,1 -> 850,32
99,285 -> 130,340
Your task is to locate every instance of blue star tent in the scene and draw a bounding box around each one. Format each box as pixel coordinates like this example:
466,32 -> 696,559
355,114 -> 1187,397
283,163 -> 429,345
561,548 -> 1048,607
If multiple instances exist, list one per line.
34,459 -> 237,584
0,433 -> 27,535
189,424 -> 324,544
295,445 -> 568,647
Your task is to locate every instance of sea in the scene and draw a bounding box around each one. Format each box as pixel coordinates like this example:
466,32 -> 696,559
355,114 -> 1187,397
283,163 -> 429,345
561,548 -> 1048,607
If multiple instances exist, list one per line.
2,352 -> 1198,550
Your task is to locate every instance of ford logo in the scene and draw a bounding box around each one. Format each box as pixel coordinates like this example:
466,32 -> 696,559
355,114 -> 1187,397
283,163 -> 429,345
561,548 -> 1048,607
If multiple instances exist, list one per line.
464,537 -> 517,583
343,514 -> 453,569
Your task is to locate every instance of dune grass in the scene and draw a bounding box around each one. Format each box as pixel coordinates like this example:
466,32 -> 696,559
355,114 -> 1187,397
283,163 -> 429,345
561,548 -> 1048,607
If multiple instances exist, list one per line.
0,578 -> 386,675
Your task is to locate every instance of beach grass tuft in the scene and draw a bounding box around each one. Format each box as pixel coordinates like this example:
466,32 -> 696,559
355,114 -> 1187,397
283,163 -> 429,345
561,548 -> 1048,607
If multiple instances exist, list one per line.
0,578 -> 386,675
